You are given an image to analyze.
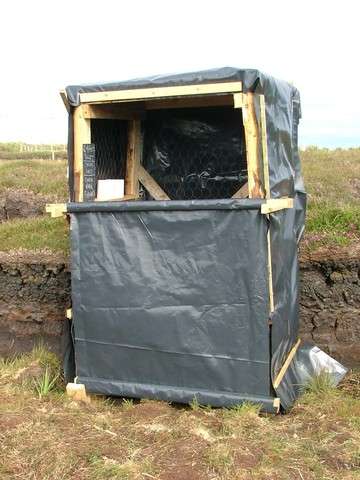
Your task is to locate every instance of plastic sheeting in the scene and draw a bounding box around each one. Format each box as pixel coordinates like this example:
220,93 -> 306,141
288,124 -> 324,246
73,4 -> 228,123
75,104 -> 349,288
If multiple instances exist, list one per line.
68,200 -> 280,412
275,342 -> 348,411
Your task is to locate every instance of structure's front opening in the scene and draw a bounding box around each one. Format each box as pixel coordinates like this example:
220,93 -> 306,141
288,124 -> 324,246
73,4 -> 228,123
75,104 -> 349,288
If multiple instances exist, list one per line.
88,103 -> 247,202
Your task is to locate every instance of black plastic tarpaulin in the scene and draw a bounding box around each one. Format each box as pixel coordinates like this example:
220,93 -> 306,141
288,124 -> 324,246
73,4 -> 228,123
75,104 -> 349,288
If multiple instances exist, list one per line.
68,199 -> 281,411
64,68 -> 346,411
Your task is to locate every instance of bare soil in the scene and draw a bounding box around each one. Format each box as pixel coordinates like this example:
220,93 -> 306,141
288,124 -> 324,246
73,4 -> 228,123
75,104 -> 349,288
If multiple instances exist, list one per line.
1,245 -> 359,367
0,188 -> 55,222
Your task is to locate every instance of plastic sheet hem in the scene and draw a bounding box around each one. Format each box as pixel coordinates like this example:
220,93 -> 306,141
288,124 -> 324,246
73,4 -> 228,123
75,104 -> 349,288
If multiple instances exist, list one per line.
79,377 -> 279,413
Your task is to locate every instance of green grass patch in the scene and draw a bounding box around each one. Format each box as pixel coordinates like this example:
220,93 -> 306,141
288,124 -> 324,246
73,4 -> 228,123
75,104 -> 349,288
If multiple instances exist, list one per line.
300,147 -> 360,248
34,368 -> 60,399
304,371 -> 338,395
301,148 -> 360,209
0,216 -> 69,254
0,148 -> 359,253
0,159 -> 67,199
0,344 -> 60,375
307,205 -> 360,232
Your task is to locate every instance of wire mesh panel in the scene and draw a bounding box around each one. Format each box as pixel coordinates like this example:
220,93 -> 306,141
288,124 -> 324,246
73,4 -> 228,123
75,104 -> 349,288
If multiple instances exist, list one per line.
91,119 -> 127,183
143,107 -> 247,200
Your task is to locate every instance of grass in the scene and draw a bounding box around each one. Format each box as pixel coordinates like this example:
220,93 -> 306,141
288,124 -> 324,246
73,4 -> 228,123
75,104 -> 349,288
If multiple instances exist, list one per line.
0,344 -> 60,378
88,455 -> 156,480
0,216 -> 69,254
0,346 -> 359,480
301,147 -> 360,250
304,371 -> 338,395
34,368 -> 60,399
0,159 -> 67,199
0,147 -> 359,254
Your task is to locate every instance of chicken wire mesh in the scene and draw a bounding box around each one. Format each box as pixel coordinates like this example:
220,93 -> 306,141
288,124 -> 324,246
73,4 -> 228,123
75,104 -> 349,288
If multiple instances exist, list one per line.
91,119 -> 127,182
90,108 -> 247,201
142,107 -> 248,200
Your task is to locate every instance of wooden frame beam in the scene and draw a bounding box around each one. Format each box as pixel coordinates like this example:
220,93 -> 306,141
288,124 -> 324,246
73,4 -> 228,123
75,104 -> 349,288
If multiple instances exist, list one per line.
273,339 -> 301,389
73,106 -> 91,202
125,120 -> 142,198
260,95 -> 275,313
79,82 -> 243,104
145,94 -> 234,110
233,92 -> 244,109
138,166 -> 170,200
260,95 -> 271,199
231,182 -> 249,199
242,92 -> 264,199
45,203 -> 67,218
261,198 -> 294,215
82,103 -> 144,120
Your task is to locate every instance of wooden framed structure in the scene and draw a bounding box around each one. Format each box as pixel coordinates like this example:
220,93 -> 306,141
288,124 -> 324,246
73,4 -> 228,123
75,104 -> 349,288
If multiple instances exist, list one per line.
61,80 -> 293,318
55,69 -> 307,412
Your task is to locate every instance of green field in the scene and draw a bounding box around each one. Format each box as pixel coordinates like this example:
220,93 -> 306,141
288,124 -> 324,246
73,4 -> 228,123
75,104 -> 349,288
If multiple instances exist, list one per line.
0,148 -> 359,254
302,147 -> 360,250
0,159 -> 67,198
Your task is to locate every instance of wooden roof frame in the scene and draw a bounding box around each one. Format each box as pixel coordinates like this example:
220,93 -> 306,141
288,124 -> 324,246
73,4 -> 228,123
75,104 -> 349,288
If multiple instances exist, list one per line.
78,82 -> 243,104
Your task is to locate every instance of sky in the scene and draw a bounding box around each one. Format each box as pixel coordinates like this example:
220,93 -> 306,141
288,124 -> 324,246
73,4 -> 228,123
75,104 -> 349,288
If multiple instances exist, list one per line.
0,0 -> 359,148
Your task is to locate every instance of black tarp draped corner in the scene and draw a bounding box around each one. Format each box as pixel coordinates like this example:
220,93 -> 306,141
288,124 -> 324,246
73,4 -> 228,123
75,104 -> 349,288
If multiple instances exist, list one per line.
64,68 -> 347,411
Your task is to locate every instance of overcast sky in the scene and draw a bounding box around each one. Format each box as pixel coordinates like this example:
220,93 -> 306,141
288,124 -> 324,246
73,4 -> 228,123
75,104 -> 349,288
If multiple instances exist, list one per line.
1,0 -> 359,147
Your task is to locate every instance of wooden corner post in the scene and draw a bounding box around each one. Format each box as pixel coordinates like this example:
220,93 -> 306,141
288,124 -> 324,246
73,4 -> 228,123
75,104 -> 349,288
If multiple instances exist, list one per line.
73,105 -> 91,202
125,119 -> 142,198
259,94 -> 274,314
242,93 -> 264,199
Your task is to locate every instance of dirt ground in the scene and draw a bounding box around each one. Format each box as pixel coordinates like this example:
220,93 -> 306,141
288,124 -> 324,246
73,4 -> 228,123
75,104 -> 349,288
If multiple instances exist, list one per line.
0,349 -> 359,480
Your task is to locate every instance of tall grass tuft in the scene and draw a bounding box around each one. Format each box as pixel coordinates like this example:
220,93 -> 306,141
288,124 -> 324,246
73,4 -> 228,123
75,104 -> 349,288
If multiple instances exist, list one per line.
34,368 -> 60,399
304,371 -> 337,395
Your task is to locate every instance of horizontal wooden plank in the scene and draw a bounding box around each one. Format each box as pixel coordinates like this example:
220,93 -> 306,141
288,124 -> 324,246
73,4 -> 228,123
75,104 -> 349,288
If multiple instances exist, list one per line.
81,103 -> 144,120
145,94 -> 234,110
45,203 -> 67,218
80,82 -> 242,104
261,198 -> 294,214
138,166 -> 170,200
95,194 -> 137,202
